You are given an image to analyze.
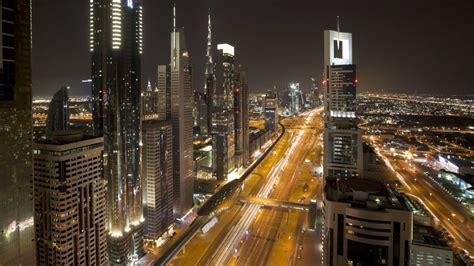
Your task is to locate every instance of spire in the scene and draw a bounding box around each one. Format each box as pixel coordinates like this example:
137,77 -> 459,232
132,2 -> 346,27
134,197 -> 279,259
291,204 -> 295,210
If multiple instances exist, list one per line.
147,79 -> 152,92
336,16 -> 340,49
205,9 -> 213,75
173,2 -> 176,32
204,9 -> 214,95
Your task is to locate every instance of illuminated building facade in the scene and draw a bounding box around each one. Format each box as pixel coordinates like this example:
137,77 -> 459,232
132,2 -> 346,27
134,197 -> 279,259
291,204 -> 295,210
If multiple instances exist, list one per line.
142,80 -> 159,119
203,10 -> 214,137
33,133 -> 107,265
264,89 -> 278,132
142,119 -> 174,241
212,44 -> 236,180
323,28 -> 363,180
323,179 -> 413,266
170,5 -> 194,216
157,64 -> 171,120
289,82 -> 302,115
45,86 -> 70,140
0,0 -> 35,264
90,0 -> 144,263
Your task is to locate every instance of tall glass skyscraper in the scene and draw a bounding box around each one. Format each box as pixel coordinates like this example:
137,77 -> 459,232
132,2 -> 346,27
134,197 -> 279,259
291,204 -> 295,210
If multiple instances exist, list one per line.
45,86 -> 70,140
90,0 -> 144,263
212,44 -> 236,180
203,10 -> 214,137
170,5 -> 194,216
0,0 -> 35,265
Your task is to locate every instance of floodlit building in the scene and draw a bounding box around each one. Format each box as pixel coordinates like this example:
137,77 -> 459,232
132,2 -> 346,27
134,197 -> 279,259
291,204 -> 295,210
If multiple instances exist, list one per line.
323,178 -> 413,266
142,119 -> 174,241
289,82 -> 303,115
33,132 -> 107,265
323,27 -> 363,180
170,5 -> 194,216
90,0 -> 145,262
0,0 -> 35,264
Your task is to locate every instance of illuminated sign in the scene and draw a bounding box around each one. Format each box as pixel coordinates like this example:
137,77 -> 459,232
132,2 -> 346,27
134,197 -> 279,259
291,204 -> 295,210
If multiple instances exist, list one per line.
217,43 -> 235,56
127,0 -> 133,8
324,30 -> 352,65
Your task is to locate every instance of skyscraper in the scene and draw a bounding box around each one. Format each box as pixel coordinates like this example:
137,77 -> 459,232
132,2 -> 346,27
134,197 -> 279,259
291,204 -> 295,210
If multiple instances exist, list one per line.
195,91 -> 208,135
241,70 -> 250,166
233,65 -> 244,168
323,27 -> 363,180
157,64 -> 171,120
33,133 -> 107,265
203,9 -> 214,137
264,88 -> 278,132
142,80 -> 159,120
45,86 -> 70,140
90,0 -> 144,263
289,82 -> 302,115
142,119 -> 174,241
212,44 -> 236,180
0,0 -> 35,264
170,5 -> 194,216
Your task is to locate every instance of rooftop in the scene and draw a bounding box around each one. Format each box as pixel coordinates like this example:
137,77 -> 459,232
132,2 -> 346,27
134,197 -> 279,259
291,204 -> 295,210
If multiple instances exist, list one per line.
412,225 -> 450,249
325,178 -> 409,211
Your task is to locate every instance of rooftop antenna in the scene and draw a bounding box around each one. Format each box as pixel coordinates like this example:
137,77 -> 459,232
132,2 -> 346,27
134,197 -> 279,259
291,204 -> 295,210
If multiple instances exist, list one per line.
337,16 -> 340,33
172,2 -> 177,69
173,2 -> 176,32
337,16 -> 341,49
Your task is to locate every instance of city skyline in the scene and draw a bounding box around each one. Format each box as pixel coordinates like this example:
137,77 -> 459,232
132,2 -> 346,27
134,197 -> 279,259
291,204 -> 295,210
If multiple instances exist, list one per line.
33,0 -> 473,97
1,0 -> 473,265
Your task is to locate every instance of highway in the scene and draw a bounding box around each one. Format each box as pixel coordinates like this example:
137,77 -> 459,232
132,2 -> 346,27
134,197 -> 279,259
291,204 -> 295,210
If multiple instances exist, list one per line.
371,142 -> 474,255
182,108 -> 324,266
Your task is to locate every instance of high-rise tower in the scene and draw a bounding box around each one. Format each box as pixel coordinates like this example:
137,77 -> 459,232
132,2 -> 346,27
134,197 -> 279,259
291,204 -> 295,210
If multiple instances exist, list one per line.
233,65 -> 244,168
264,88 -> 278,132
157,65 -> 171,120
34,133 -> 108,265
170,4 -> 194,216
90,0 -> 145,263
0,0 -> 35,264
203,10 -> 214,136
322,23 -> 363,180
46,86 -> 70,140
142,119 -> 174,241
212,44 -> 236,180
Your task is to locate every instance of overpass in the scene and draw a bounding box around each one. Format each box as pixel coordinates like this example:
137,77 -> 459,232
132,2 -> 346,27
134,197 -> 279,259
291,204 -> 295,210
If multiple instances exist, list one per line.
238,196 -> 310,211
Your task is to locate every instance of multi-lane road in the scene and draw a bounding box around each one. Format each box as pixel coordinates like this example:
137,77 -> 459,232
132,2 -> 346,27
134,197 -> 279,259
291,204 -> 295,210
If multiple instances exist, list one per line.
372,143 -> 474,255
169,108 -> 324,265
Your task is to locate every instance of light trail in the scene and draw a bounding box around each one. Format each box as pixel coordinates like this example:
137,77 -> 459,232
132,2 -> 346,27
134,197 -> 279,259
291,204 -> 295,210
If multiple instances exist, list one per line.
207,110 -> 318,265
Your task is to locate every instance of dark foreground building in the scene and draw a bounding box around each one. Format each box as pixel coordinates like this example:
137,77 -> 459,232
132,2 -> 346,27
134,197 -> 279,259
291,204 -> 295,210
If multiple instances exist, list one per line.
0,0 -> 35,264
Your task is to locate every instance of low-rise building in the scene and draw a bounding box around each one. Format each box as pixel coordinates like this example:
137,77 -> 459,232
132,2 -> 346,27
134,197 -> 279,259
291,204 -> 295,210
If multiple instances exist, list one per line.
323,178 -> 413,266
410,225 -> 453,266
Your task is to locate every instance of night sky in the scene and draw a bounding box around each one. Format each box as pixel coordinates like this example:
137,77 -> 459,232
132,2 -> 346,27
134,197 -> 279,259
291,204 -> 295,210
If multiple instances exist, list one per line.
33,0 -> 473,97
